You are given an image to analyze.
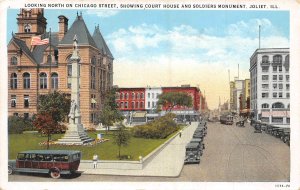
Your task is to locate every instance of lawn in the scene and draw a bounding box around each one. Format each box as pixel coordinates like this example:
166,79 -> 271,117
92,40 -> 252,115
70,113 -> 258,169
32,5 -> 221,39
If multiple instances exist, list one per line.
8,130 -> 178,161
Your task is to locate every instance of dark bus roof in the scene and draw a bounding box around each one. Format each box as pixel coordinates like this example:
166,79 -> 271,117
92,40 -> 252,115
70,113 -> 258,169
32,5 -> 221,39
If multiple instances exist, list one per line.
18,150 -> 81,155
186,142 -> 200,148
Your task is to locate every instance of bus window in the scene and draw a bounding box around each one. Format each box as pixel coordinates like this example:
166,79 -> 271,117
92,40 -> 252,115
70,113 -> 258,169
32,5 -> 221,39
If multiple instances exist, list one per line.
53,155 -> 68,162
17,153 -> 26,160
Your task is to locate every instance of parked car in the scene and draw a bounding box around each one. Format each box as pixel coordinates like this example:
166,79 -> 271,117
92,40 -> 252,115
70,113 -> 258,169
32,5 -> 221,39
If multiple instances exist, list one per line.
184,142 -> 201,164
8,150 -> 81,178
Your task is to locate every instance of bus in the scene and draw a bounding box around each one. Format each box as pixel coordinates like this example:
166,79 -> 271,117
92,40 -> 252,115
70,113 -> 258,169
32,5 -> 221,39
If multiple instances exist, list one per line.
8,150 -> 81,179
220,114 -> 234,125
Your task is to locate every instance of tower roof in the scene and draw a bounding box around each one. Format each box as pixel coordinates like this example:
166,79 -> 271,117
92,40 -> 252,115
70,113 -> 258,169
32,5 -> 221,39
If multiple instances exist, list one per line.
92,25 -> 113,58
59,14 -> 97,48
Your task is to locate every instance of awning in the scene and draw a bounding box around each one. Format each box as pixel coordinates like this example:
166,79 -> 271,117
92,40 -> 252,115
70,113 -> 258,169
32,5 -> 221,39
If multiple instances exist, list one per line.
133,111 -> 147,118
261,110 -> 290,117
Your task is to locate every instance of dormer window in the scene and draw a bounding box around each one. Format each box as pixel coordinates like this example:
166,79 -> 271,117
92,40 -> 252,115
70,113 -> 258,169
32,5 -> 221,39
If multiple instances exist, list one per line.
11,56 -> 18,65
24,24 -> 31,33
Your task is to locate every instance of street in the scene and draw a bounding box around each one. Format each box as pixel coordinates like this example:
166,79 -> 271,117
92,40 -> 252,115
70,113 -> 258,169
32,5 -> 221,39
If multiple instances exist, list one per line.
9,121 -> 290,182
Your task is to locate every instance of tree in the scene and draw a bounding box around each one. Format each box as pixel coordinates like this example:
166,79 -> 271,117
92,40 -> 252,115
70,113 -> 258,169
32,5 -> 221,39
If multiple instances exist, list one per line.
157,92 -> 193,112
8,115 -> 35,134
38,91 -> 70,123
33,112 -> 66,149
112,125 -> 131,159
99,89 -> 124,133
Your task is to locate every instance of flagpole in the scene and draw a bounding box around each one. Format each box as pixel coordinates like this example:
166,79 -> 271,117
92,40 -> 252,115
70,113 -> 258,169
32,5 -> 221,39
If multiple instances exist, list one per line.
49,28 -> 52,93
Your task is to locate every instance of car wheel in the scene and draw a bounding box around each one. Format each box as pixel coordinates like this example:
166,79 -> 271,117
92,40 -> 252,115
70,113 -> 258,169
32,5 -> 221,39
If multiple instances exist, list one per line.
50,169 -> 61,179
8,166 -> 13,175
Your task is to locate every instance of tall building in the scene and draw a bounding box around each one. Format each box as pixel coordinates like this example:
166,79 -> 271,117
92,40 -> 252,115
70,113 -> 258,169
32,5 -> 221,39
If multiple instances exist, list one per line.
7,9 -> 113,128
249,48 -> 290,127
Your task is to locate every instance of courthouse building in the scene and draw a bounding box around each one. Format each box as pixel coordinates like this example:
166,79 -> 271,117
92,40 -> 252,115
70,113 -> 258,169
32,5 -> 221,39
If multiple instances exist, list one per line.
7,9 -> 113,128
249,48 -> 290,127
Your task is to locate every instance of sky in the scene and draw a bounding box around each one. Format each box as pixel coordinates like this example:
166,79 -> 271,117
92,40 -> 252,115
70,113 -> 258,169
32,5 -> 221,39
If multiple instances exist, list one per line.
7,9 -> 290,109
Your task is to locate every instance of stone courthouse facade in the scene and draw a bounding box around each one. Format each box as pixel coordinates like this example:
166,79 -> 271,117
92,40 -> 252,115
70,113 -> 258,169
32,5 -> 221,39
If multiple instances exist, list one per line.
7,9 -> 113,128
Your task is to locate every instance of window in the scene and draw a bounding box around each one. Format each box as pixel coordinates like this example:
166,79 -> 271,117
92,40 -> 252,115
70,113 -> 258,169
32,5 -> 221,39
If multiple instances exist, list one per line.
136,93 -> 140,99
272,102 -> 284,109
125,93 -> 128,100
286,93 -> 290,98
262,55 -> 269,63
262,66 -> 269,72
278,65 -> 282,72
141,93 -> 144,99
273,84 -> 277,90
68,64 -> 72,76
23,72 -> 30,89
24,113 -> 29,120
148,101 -> 150,108
287,118 -> 290,124
124,102 -> 128,108
51,73 -> 58,89
286,84 -> 290,90
279,75 -> 283,81
120,102 -> 124,109
279,84 -> 283,90
262,93 -> 269,98
262,84 -> 269,89
132,92 -> 135,99
273,55 -> 282,64
272,117 -> 283,123
279,92 -> 283,98
273,66 -> 277,72
261,103 -> 269,109
90,113 -> 97,124
273,93 -> 277,98
11,95 -> 16,108
262,75 -> 269,81
140,102 -> 144,108
91,94 -> 96,109
136,102 -> 139,109
152,93 -> 154,98
272,75 -> 277,81
39,73 -> 47,89
10,73 -> 18,89
24,95 -> 29,108
11,56 -> 18,65
131,101 -> 135,109
152,102 -> 155,108
91,56 -> 96,65
286,75 -> 290,81
90,66 -> 96,89
120,93 -> 123,100
148,93 -> 150,98
24,24 -> 31,33
116,92 -> 120,100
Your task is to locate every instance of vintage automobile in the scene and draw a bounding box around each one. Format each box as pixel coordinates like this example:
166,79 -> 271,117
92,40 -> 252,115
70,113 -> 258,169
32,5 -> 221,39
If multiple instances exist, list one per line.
282,131 -> 290,146
220,115 -> 233,125
8,150 -> 81,178
184,142 -> 201,164
190,138 -> 205,153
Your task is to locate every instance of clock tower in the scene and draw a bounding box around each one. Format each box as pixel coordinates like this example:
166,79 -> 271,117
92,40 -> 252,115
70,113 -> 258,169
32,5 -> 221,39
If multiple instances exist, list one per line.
15,8 -> 47,47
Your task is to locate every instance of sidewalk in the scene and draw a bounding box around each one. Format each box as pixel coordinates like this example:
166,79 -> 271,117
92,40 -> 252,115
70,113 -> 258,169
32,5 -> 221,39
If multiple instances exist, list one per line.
79,122 -> 198,177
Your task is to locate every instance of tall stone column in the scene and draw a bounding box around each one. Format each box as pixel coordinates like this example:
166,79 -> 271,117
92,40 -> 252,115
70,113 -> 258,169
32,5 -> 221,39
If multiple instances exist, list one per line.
57,35 -> 94,145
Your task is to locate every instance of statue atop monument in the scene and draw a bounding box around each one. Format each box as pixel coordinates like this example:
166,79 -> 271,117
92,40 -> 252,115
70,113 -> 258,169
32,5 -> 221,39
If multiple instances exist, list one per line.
73,34 -> 78,50
69,100 -> 76,121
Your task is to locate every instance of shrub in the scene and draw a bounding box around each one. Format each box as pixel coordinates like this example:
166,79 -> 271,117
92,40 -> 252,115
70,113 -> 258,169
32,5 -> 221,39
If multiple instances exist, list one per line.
8,116 -> 35,134
132,113 -> 179,139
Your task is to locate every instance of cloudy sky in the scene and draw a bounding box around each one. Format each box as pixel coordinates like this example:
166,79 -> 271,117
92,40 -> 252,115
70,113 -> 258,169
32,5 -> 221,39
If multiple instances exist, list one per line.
7,9 -> 289,109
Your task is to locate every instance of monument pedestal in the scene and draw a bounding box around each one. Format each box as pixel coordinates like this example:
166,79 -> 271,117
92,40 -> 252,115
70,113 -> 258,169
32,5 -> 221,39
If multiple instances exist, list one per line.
56,123 -> 94,145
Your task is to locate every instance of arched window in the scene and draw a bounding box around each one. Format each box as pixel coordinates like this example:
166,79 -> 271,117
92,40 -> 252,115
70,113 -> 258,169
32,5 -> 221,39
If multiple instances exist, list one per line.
125,93 -> 128,99
11,56 -> 18,65
132,92 -> 135,99
23,72 -> 30,89
261,103 -> 269,109
136,93 -> 140,99
141,93 -> 144,99
39,72 -> 47,89
287,104 -> 290,109
120,93 -> 124,100
140,102 -> 144,108
24,24 -> 31,33
262,55 -> 269,63
285,55 -> 289,64
10,73 -> 17,89
120,102 -> 124,109
272,102 -> 284,109
131,101 -> 135,109
273,55 -> 282,64
136,102 -> 139,109
51,73 -> 58,89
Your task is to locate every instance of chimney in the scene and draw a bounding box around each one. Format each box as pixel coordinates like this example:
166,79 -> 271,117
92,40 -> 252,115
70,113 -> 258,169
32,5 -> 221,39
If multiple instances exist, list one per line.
58,15 -> 68,41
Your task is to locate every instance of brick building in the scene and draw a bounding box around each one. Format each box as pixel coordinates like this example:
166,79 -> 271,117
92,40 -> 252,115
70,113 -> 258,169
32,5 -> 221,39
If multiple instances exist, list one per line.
7,9 -> 113,128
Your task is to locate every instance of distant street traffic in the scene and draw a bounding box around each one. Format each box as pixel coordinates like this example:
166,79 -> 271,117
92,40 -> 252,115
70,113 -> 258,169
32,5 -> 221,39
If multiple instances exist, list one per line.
9,121 -> 289,182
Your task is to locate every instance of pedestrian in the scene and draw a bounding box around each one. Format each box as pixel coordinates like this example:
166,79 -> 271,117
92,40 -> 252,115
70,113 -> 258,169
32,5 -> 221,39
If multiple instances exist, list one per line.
179,130 -> 183,138
92,154 -> 98,169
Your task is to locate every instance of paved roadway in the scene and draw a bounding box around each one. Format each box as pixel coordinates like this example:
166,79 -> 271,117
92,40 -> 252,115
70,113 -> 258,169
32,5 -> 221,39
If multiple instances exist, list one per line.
9,121 -> 290,182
